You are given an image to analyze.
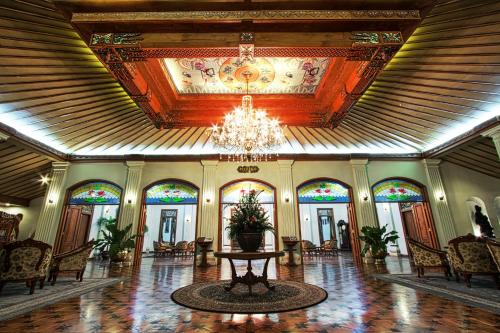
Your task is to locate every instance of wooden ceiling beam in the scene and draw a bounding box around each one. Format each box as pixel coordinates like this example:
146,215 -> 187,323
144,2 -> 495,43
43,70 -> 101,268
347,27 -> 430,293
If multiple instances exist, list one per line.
0,194 -> 30,207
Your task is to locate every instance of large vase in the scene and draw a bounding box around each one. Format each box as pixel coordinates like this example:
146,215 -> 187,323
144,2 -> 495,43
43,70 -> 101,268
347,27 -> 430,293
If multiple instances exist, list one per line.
236,233 -> 263,252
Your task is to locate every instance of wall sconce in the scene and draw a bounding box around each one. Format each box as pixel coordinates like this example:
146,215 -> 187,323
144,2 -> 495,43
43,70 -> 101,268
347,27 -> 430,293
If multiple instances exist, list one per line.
362,193 -> 368,201
438,194 -> 445,201
285,197 -> 290,203
206,198 -> 211,203
5,203 -> 10,207
48,199 -> 54,204
127,199 -> 132,204
185,216 -> 191,223
304,216 -> 310,222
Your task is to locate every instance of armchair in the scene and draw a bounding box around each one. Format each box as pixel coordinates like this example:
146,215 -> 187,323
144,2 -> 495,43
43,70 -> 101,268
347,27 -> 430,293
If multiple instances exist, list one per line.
408,239 -> 451,279
301,240 -> 318,256
486,239 -> 500,272
153,241 -> 172,257
48,240 -> 94,285
319,240 -> 338,256
187,241 -> 195,256
447,234 -> 499,288
0,239 -> 52,294
173,241 -> 189,257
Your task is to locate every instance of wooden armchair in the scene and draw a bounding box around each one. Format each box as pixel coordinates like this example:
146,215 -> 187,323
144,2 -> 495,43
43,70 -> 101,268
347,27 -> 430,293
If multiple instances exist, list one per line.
320,240 -> 339,256
301,240 -> 318,256
408,239 -> 451,279
187,241 -> 195,256
153,241 -> 172,257
486,239 -> 500,272
0,239 -> 52,294
0,211 -> 22,245
173,241 -> 189,257
447,234 -> 499,288
48,240 -> 94,285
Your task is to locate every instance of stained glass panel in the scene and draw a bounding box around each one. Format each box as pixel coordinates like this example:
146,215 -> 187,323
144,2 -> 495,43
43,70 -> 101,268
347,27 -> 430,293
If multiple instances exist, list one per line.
297,180 -> 350,203
373,179 -> 424,202
146,182 -> 198,205
69,182 -> 122,205
222,181 -> 274,203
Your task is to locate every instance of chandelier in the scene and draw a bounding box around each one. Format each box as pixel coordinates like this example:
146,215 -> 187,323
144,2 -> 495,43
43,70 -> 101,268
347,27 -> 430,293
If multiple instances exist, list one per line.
209,71 -> 285,162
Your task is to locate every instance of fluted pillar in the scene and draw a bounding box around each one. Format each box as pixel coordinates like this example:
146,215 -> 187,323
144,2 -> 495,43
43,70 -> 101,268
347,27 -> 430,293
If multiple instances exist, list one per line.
35,162 -> 70,245
199,160 -> 219,264
482,125 -> 500,159
119,161 -> 145,232
277,160 -> 299,264
422,159 -> 456,245
350,159 -> 378,228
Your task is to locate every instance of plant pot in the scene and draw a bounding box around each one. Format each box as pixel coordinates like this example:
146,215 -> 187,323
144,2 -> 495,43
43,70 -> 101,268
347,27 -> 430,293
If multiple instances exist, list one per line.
374,258 -> 386,265
236,233 -> 263,252
110,250 -> 129,263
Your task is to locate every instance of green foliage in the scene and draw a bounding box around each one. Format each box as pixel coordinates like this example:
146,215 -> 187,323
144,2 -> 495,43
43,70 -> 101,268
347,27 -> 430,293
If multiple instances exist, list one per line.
358,224 -> 399,259
225,190 -> 275,240
93,220 -> 139,260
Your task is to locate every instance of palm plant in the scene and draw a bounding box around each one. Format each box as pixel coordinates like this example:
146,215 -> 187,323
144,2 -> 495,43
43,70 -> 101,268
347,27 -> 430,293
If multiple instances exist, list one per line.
93,221 -> 138,262
359,224 -> 399,259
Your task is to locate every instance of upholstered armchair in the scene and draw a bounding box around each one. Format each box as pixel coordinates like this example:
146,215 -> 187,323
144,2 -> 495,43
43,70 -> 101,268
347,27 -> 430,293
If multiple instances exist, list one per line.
486,239 -> 500,272
319,240 -> 338,256
187,241 -> 195,256
173,241 -> 189,257
0,239 -> 52,294
301,240 -> 318,256
447,234 -> 499,288
48,240 -> 93,285
408,239 -> 451,279
153,241 -> 171,257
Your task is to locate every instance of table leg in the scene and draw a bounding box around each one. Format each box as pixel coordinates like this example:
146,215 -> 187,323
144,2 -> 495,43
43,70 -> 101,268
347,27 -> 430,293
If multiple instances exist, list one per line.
224,258 -> 238,291
261,257 -> 275,291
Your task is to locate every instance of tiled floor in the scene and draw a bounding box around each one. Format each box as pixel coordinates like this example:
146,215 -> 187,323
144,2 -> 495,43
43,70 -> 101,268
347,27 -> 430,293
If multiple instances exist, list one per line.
0,253 -> 498,332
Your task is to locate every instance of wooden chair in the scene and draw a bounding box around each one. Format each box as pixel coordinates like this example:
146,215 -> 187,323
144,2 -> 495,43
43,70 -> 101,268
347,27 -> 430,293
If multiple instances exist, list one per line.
447,234 -> 499,288
48,240 -> 94,285
301,240 -> 318,256
407,238 -> 451,279
0,239 -> 52,294
486,239 -> 500,272
0,211 -> 22,245
173,241 -> 189,257
187,241 -> 195,256
153,241 -> 171,257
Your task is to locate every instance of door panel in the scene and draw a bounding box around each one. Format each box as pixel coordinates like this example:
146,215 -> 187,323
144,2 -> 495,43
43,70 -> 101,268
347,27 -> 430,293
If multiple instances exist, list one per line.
75,213 -> 91,249
59,206 -> 82,254
412,203 -> 439,248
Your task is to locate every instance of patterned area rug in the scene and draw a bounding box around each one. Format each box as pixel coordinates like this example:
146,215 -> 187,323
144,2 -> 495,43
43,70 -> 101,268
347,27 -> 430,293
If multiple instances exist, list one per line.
0,277 -> 121,321
171,280 -> 327,314
375,274 -> 500,314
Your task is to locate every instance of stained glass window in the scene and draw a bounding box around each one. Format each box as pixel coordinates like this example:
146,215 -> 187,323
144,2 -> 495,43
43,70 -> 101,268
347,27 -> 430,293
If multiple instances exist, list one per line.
373,179 -> 424,202
222,181 -> 274,204
69,182 -> 122,205
297,180 -> 350,203
145,182 -> 198,205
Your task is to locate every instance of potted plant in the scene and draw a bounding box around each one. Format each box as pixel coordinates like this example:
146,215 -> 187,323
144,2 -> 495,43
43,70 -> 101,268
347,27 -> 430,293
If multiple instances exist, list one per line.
225,190 -> 275,252
94,220 -> 140,265
359,225 -> 399,265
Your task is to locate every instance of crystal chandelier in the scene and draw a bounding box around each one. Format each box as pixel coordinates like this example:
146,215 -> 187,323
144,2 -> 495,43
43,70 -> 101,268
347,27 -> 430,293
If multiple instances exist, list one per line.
209,71 -> 285,162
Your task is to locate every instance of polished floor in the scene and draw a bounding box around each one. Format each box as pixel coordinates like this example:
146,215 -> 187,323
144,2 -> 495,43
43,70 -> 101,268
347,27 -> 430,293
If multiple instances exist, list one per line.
0,254 -> 498,333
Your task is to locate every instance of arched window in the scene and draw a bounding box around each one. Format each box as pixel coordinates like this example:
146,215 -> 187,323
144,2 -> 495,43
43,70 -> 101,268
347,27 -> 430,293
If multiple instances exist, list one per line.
145,181 -> 198,205
68,181 -> 122,205
373,179 -> 424,203
297,180 -> 350,203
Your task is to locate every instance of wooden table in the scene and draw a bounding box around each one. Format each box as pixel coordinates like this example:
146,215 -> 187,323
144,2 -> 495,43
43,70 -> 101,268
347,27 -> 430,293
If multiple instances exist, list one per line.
214,251 -> 284,295
196,239 -> 213,267
282,240 -> 299,266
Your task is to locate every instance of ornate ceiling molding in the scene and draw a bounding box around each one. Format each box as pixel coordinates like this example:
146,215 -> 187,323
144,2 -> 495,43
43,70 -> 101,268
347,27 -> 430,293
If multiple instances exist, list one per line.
73,10 -> 420,23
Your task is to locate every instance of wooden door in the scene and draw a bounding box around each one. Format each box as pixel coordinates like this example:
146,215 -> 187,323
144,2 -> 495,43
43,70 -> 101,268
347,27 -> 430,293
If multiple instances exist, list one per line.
412,203 -> 439,248
58,206 -> 82,254
402,209 -> 419,241
75,213 -> 91,248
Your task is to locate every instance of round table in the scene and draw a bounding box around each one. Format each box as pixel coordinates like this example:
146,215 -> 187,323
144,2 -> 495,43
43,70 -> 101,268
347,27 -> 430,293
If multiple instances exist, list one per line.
214,251 -> 284,295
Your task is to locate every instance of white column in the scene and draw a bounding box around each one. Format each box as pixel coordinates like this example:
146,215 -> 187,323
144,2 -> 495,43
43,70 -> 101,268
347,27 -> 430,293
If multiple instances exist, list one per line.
277,159 -> 299,264
34,162 -> 70,245
119,161 -> 145,232
199,160 -> 218,264
482,125 -> 500,159
350,159 -> 378,228
422,159 -> 456,245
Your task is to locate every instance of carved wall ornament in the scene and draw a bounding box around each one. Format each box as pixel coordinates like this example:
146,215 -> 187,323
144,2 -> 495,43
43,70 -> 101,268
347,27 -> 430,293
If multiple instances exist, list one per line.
351,31 -> 403,46
90,32 -> 142,46
237,166 -> 260,173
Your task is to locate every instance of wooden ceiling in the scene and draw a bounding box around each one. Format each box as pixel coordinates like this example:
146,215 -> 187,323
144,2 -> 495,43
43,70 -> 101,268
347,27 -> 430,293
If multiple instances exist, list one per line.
0,0 -> 498,158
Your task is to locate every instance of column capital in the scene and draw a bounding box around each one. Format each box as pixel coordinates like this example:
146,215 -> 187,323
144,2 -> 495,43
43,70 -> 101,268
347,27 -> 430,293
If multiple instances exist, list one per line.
422,158 -> 441,167
481,124 -> 500,139
51,161 -> 70,170
201,159 -> 219,167
126,160 -> 145,168
350,159 -> 369,166
277,159 -> 294,167
0,131 -> 9,142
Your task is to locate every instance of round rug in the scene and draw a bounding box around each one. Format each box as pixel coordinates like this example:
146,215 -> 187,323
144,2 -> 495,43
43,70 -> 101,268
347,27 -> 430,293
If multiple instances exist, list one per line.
171,280 -> 327,314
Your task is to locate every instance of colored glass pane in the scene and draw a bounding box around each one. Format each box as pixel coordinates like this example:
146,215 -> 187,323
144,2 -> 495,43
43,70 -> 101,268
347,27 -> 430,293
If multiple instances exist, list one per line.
146,182 -> 198,205
69,182 -> 122,205
373,179 -> 424,202
298,181 -> 350,203
222,181 -> 274,203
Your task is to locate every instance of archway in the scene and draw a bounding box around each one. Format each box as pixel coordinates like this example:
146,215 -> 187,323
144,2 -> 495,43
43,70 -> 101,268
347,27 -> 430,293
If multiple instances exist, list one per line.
466,196 -> 494,237
296,178 -> 360,259
55,180 -> 122,255
372,177 -> 439,255
135,179 -> 199,264
219,179 -> 278,252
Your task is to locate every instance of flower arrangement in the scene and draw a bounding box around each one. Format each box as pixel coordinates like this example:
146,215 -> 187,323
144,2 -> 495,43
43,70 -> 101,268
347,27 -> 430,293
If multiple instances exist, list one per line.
225,190 -> 275,240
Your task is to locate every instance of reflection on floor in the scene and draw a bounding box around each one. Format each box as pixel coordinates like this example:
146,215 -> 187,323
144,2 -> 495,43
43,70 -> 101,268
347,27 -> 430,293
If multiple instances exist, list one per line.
0,254 -> 498,332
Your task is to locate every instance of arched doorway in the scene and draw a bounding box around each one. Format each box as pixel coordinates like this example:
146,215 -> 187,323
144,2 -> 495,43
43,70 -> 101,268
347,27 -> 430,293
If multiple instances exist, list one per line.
135,179 -> 199,264
296,178 -> 360,259
219,179 -> 277,252
372,178 -> 439,255
55,180 -> 122,255
466,196 -> 495,237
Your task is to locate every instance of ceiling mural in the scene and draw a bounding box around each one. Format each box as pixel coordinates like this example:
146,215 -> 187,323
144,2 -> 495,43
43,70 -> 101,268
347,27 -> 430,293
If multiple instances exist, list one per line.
164,57 -> 330,94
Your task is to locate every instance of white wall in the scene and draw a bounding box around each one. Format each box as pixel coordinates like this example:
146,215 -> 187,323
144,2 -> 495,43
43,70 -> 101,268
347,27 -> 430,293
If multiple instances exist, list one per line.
440,162 -> 500,238
2,196 -> 43,240
299,203 -> 347,247
143,204 -> 197,252
375,202 -> 408,255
